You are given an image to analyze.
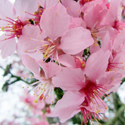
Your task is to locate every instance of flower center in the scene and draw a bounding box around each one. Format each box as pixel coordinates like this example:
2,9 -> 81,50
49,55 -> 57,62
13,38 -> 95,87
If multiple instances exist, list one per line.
81,107 -> 101,125
42,44 -> 56,59
25,5 -> 44,25
79,77 -> 109,123
0,17 -> 25,40
107,59 -> 124,71
80,0 -> 93,5
107,51 -> 125,71
75,56 -> 86,69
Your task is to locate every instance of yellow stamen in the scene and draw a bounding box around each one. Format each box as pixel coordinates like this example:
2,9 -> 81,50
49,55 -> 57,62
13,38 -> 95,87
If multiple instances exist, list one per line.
1,27 -> 4,31
82,63 -> 85,68
34,83 -> 47,103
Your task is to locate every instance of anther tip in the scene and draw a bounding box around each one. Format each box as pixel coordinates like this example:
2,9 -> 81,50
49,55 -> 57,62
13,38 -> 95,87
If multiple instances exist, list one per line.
34,100 -> 38,103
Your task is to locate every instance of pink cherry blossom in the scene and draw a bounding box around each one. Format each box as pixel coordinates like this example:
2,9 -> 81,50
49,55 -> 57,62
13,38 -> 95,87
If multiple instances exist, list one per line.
101,31 -> 125,72
19,3 -> 94,61
20,89 -> 45,115
40,3 -> 94,59
27,117 -> 49,125
0,0 -> 38,58
22,54 -> 60,104
0,0 -> 124,124
61,0 -> 81,17
52,50 -> 122,123
59,54 -> 85,69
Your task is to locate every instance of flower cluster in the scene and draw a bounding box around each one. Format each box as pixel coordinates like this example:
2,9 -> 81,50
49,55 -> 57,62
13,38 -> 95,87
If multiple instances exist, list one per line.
0,0 -> 125,124
20,89 -> 58,125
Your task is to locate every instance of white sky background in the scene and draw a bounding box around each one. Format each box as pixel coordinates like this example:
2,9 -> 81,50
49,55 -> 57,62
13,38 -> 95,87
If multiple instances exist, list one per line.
0,0 -> 125,124
0,56 -> 31,124
0,0 -> 30,122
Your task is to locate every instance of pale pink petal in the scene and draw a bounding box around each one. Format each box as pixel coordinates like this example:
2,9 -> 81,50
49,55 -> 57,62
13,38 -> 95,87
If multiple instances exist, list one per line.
101,0 -> 121,26
90,43 -> 100,54
85,50 -> 110,81
18,31 -> 48,61
40,3 -> 70,40
84,3 -> 108,28
60,27 -> 94,54
51,91 -> 85,122
61,0 -> 81,17
37,61 -> 60,79
98,26 -> 118,41
84,97 -> 107,113
14,0 -> 38,19
16,41 -> 23,58
101,11 -> 115,27
69,17 -> 86,29
28,52 -> 43,61
112,51 -> 125,66
108,0 -> 121,20
38,0 -> 59,8
59,54 -> 76,68
22,25 -> 45,40
98,71 -> 122,93
102,32 -> 112,51
0,0 -> 15,27
113,29 -> 125,51
18,36 -> 43,52
52,68 -> 85,91
0,36 -> 16,58
21,54 -> 39,76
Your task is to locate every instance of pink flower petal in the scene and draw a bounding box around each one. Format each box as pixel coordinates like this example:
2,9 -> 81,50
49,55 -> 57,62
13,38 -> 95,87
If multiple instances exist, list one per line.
85,50 -> 110,81
84,3 -> 108,28
18,34 -> 43,53
59,54 -> 76,68
98,71 -> 122,93
69,17 -> 86,29
22,25 -> 46,40
51,91 -> 85,122
61,0 -> 81,17
102,32 -> 112,51
84,97 -> 107,113
0,36 -> 16,58
37,61 -> 60,79
113,29 -> 125,51
0,0 -> 15,27
29,52 -> 44,61
60,27 -> 94,54
90,43 -> 100,54
38,0 -> 59,8
14,0 -> 38,19
52,68 -> 85,91
40,3 -> 70,40
21,54 -> 39,76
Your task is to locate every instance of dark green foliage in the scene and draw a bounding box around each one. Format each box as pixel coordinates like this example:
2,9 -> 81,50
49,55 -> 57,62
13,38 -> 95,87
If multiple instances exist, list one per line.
83,49 -> 90,60
121,77 -> 125,85
98,41 -> 101,47
71,113 -> 81,125
54,87 -> 64,100
29,19 -> 34,25
2,80 -> 9,91
3,64 -> 11,76
45,58 -> 51,63
1,64 -> 37,91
